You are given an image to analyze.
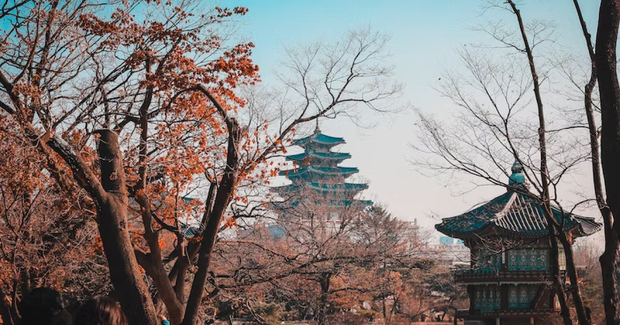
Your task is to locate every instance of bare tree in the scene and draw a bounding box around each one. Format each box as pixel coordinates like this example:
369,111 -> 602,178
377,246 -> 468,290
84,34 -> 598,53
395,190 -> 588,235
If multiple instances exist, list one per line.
211,187 -> 421,324
413,2 -> 596,324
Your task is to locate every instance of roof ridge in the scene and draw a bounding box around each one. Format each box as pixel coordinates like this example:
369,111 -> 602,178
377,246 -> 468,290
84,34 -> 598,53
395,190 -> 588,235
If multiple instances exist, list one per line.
435,184 -> 601,239
491,191 -> 517,222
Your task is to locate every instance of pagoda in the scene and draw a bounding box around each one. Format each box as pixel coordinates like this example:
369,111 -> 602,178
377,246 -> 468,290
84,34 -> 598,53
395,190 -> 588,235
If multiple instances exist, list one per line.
435,162 -> 601,325
271,127 -> 371,220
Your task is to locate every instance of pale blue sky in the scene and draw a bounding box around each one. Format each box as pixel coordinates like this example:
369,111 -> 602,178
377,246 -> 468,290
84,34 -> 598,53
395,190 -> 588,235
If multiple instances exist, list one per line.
219,0 -> 603,242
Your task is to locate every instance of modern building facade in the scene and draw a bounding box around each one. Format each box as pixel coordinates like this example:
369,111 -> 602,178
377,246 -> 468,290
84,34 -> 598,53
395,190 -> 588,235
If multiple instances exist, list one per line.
432,237 -> 470,267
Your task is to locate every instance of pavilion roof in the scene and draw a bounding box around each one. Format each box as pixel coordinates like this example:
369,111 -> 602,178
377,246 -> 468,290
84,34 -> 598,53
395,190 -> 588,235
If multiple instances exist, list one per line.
274,181 -> 368,193
435,189 -> 601,239
279,166 -> 359,179
270,198 -> 373,210
293,132 -> 345,147
286,151 -> 351,162
435,161 -> 602,240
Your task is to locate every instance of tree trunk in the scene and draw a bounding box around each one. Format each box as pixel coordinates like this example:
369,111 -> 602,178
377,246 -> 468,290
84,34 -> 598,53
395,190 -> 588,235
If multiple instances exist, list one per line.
559,234 -> 591,325
382,297 -> 388,325
132,80 -> 184,323
170,181 -> 216,303
95,130 -> 158,325
601,239 -> 620,325
549,227 -> 574,325
571,1 -> 620,324
595,1 -> 620,324
507,1 -> 588,323
134,194 -> 185,325
0,286 -> 15,325
181,119 -> 241,325
317,273 -> 332,325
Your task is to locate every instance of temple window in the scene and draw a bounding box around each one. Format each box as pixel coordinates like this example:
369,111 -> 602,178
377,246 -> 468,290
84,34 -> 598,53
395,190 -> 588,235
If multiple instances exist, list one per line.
507,249 -> 549,271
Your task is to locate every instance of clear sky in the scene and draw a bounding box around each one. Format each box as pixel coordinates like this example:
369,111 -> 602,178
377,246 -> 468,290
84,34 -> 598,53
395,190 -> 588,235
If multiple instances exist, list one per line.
219,0 -> 603,245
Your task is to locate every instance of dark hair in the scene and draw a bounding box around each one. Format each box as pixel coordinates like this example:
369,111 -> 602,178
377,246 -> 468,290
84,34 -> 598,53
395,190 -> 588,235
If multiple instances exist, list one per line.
75,295 -> 128,325
20,287 -> 72,325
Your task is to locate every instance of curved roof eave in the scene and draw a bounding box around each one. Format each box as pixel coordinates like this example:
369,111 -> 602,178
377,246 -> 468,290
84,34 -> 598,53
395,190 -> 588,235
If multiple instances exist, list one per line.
573,216 -> 603,236
293,133 -> 346,146
280,166 -> 360,178
435,190 -> 602,239
286,151 -> 352,161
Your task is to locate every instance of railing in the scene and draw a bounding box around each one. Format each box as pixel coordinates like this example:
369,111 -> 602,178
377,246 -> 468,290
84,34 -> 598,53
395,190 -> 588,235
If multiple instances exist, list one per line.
451,268 -> 556,282
456,308 -> 555,318
497,309 -> 555,316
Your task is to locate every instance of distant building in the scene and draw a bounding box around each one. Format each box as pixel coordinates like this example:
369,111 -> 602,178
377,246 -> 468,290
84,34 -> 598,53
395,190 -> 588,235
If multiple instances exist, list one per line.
400,218 -> 422,251
432,236 -> 470,267
270,127 -> 371,222
440,236 -> 454,245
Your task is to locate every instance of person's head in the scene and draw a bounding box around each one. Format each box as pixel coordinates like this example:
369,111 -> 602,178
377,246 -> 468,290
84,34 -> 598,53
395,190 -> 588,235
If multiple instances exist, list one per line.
20,287 -> 72,325
75,295 -> 128,325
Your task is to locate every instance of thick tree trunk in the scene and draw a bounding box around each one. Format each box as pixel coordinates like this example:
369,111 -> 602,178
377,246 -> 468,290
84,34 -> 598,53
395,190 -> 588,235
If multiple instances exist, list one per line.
595,1 -> 620,324
601,238 -> 620,325
95,130 -> 158,325
571,1 -> 620,324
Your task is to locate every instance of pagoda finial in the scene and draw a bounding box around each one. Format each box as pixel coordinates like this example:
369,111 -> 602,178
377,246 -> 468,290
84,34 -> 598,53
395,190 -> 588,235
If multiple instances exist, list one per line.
508,160 -> 525,186
314,118 -> 321,134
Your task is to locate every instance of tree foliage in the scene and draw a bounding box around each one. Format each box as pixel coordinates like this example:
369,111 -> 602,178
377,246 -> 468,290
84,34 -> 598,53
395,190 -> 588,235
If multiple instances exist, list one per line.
0,1 -> 399,324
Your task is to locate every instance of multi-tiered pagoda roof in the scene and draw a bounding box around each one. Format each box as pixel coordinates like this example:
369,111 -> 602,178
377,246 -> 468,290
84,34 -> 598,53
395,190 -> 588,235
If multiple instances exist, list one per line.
273,128 -> 372,209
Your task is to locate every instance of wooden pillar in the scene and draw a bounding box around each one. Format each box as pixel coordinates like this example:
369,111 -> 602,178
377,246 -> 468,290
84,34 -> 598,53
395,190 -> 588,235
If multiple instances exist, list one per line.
501,284 -> 509,311
468,285 -> 475,315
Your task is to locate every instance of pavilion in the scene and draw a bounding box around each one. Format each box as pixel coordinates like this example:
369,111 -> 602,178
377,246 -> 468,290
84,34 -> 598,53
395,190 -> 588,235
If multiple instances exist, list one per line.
435,162 -> 601,325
